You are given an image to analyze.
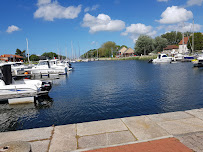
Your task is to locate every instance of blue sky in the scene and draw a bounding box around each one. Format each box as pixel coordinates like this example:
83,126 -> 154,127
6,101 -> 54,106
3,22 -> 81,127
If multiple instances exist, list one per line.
0,0 -> 202,57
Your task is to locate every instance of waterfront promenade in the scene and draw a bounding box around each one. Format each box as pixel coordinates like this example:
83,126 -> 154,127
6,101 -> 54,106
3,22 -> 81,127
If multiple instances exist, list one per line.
0,108 -> 203,152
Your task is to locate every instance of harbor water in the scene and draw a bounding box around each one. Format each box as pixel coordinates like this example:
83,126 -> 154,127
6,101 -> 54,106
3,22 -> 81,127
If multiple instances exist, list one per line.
0,60 -> 203,132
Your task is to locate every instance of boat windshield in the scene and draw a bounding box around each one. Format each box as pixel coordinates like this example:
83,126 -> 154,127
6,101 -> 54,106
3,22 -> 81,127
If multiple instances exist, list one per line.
38,61 -> 48,66
162,55 -> 167,57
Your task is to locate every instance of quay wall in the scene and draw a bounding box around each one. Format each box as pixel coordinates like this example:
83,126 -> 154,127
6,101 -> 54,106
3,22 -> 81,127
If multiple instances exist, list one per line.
0,108 -> 203,152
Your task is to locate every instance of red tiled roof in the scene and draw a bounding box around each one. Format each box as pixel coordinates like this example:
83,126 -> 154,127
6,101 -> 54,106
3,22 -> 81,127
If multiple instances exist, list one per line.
0,54 -> 24,58
164,45 -> 179,50
178,37 -> 190,45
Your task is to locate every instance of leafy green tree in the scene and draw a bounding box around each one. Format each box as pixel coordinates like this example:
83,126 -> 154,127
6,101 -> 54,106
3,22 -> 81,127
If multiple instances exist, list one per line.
161,31 -> 182,45
29,54 -> 39,61
81,42 -> 128,58
101,41 -> 117,57
15,48 -> 26,57
42,52 -> 58,59
134,35 -> 154,55
154,36 -> 168,53
187,32 -> 203,51
116,45 -> 128,51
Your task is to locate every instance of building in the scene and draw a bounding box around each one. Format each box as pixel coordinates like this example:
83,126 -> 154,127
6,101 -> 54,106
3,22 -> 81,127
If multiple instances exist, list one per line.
163,45 -> 179,55
123,48 -> 134,57
118,47 -> 128,56
0,54 -> 24,62
178,37 -> 190,54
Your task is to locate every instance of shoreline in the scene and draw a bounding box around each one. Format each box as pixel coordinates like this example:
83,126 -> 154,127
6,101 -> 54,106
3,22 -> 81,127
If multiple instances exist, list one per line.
98,55 -> 157,61
0,108 -> 202,152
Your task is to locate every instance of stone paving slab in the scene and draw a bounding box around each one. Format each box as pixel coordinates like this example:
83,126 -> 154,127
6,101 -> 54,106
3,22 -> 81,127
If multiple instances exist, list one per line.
147,111 -> 194,122
77,119 -> 128,137
186,108 -> 203,121
158,117 -> 203,135
175,131 -> 203,152
30,140 -> 50,152
121,116 -> 170,141
0,127 -> 53,144
78,131 -> 136,149
49,124 -> 77,152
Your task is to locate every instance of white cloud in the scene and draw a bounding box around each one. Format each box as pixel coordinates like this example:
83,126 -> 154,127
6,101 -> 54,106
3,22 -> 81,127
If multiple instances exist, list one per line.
82,13 -> 125,33
34,1 -> 82,21
84,5 -> 99,12
186,0 -> 203,6
157,0 -> 169,2
84,7 -> 90,12
164,22 -> 202,32
121,23 -> 157,42
37,0 -> 51,6
158,6 -> 193,24
91,41 -> 99,46
6,25 -> 20,33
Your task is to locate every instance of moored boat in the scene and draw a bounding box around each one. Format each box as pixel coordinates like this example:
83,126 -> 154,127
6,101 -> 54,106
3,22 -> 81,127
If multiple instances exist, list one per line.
25,60 -> 67,75
151,54 -> 172,63
192,55 -> 203,67
0,64 -> 52,102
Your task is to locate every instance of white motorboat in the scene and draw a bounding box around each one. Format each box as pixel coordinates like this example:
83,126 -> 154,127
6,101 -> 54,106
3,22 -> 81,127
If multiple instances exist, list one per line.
0,64 -> 52,98
174,54 -> 184,61
152,54 -> 172,63
49,59 -> 72,71
192,55 -> 203,67
26,60 -> 67,75
81,59 -> 88,62
0,64 -> 52,101
1,62 -> 30,75
55,60 -> 73,71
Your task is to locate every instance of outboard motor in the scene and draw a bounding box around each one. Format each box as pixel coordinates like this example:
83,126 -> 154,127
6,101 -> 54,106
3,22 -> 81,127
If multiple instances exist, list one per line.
41,81 -> 52,91
0,65 -> 12,85
148,59 -> 153,63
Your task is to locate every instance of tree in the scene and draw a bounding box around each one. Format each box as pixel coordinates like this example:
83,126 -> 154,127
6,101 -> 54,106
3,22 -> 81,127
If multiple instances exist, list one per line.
30,54 -> 39,61
161,31 -> 182,45
15,48 -> 26,57
187,32 -> 203,51
134,35 -> 154,55
81,41 -> 128,58
154,36 -> 168,53
42,52 -> 58,59
100,41 -> 117,57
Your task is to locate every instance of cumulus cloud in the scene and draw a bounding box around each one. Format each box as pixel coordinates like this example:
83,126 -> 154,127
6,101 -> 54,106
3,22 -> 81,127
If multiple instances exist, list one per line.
157,0 -> 169,2
34,0 -> 82,21
158,6 -> 193,24
6,25 -> 20,33
82,13 -> 125,33
121,23 -> 157,42
186,0 -> 203,6
84,5 -> 99,12
164,22 -> 202,32
37,0 -> 51,6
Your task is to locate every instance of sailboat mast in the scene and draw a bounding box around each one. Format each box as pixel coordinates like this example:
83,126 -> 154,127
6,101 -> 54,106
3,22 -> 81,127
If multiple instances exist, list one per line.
78,42 -> 80,59
71,41 -> 73,60
65,47 -> 67,60
192,19 -> 194,54
26,38 -> 30,64
182,32 -> 184,54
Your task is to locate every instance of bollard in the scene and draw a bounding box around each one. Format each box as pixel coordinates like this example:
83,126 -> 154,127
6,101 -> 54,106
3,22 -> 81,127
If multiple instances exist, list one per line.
0,141 -> 32,152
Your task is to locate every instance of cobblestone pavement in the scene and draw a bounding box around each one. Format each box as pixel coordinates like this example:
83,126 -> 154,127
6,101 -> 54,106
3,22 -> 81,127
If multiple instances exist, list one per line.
175,132 -> 203,152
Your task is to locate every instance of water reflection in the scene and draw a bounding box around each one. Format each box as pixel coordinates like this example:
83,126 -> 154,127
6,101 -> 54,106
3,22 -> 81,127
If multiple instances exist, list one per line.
0,95 -> 53,132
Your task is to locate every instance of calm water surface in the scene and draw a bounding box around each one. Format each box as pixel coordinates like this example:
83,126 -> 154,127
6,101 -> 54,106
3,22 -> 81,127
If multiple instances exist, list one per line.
0,60 -> 203,132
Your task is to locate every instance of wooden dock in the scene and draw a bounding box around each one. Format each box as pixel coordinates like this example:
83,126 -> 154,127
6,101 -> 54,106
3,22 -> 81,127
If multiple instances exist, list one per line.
0,90 -> 48,102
